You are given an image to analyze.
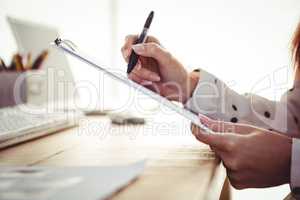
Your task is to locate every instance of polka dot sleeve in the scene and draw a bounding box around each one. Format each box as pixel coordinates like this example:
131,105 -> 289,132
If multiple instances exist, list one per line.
185,68 -> 300,135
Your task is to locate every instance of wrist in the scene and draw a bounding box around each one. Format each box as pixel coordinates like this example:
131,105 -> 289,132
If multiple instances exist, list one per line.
182,71 -> 200,104
283,136 -> 292,184
291,138 -> 300,197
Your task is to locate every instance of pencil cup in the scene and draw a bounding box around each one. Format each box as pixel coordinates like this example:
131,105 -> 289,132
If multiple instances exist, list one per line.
0,72 -> 27,108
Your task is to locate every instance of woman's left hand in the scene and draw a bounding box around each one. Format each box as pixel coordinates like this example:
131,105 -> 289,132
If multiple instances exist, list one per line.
191,115 -> 292,189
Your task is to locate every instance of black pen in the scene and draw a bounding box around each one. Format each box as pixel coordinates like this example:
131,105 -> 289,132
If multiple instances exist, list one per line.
127,11 -> 154,74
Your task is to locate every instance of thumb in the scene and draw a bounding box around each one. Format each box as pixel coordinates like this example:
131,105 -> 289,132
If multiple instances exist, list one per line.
199,114 -> 236,133
199,114 -> 255,134
132,43 -> 169,61
192,124 -> 233,151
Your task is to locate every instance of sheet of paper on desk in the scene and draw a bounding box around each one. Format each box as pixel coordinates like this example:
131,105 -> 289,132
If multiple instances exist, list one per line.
0,160 -> 146,200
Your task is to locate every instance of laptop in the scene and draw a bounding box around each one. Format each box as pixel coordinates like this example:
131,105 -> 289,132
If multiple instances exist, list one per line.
7,16 -> 79,107
0,17 -> 83,149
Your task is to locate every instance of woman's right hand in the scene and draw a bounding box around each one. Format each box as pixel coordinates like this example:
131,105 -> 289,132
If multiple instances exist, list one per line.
121,35 -> 199,103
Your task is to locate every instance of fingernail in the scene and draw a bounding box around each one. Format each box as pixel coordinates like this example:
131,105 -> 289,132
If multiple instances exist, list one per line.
125,49 -> 131,58
132,44 -> 144,53
199,114 -> 209,125
135,61 -> 142,70
141,80 -> 153,86
151,74 -> 160,82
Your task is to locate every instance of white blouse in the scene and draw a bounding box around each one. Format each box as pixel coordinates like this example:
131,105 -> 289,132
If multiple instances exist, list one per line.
185,69 -> 300,194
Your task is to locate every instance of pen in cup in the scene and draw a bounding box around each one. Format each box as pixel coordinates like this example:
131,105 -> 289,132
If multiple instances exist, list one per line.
127,11 -> 154,74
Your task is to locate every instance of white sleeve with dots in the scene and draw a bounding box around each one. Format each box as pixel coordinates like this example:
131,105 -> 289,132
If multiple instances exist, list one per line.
185,68 -> 300,134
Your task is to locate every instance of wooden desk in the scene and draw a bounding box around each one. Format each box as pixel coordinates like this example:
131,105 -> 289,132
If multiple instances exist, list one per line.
0,114 -> 228,200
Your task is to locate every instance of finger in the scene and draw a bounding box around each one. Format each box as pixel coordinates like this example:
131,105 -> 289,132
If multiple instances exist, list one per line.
145,35 -> 160,44
122,35 -> 160,53
131,43 -> 171,62
226,170 -> 246,189
121,35 -> 138,60
128,71 -> 144,84
199,115 -> 236,133
122,48 -> 131,63
199,114 -> 255,134
192,124 -> 233,151
135,59 -> 142,71
124,35 -> 138,49
128,64 -> 157,85
209,145 -> 223,159
122,35 -> 161,62
130,66 -> 160,82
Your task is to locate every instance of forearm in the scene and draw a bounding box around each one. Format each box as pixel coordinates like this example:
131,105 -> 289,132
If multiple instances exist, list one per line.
183,70 -> 200,104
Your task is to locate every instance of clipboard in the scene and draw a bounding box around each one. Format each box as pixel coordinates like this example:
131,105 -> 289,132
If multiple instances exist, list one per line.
52,38 -> 213,134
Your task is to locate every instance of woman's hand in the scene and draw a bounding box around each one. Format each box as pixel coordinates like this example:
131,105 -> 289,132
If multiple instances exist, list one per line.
191,115 -> 292,189
121,35 -> 199,103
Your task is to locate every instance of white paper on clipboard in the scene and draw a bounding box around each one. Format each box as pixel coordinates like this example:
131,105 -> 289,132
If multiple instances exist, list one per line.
51,38 -> 213,134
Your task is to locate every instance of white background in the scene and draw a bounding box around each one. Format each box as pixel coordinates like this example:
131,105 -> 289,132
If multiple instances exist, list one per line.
1,0 -> 300,199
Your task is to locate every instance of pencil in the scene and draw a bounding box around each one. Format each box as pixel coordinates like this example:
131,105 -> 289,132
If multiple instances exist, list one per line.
9,55 -> 16,71
15,54 -> 24,72
32,50 -> 48,70
0,58 -> 7,71
26,53 -> 32,69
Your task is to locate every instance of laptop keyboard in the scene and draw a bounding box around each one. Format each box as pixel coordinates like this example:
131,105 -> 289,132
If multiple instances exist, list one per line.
0,106 -> 80,144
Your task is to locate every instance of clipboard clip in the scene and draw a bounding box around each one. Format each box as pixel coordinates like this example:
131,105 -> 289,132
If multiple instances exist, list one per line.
54,38 -> 78,52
